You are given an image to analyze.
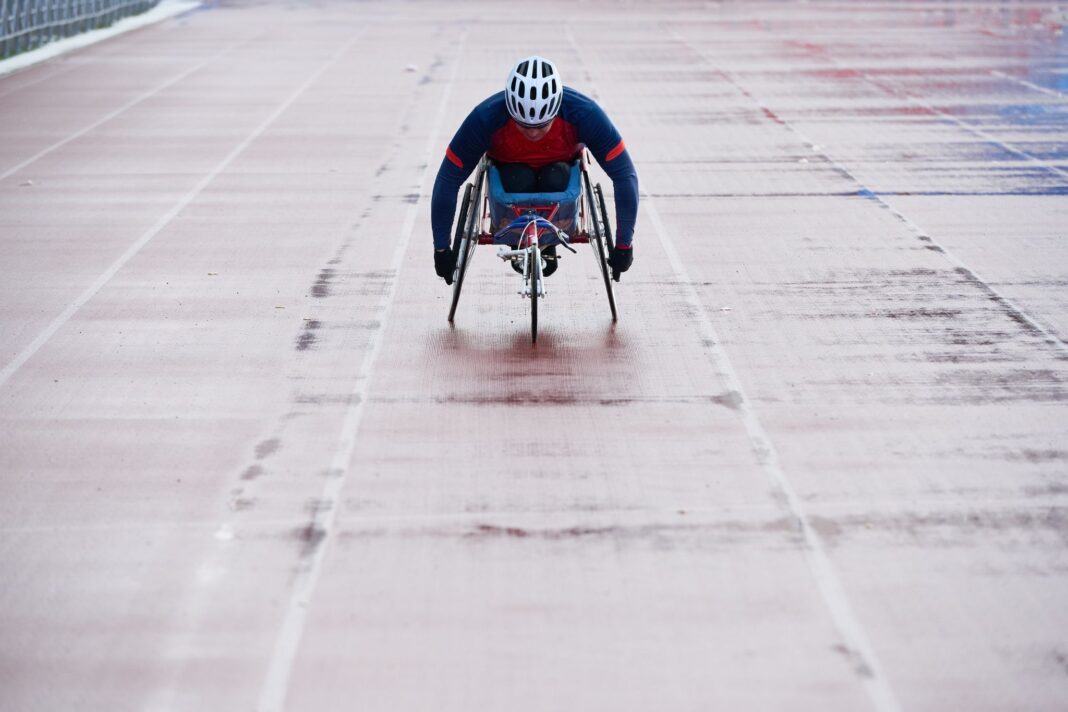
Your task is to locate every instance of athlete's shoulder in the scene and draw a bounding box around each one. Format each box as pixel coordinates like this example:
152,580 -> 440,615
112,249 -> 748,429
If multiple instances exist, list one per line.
467,91 -> 511,130
559,86 -> 613,126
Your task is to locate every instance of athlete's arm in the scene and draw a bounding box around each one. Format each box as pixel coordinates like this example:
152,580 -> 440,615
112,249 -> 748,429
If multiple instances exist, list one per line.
568,91 -> 639,248
430,95 -> 502,250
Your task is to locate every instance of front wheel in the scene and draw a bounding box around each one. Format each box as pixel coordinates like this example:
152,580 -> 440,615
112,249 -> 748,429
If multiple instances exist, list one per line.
530,250 -> 539,344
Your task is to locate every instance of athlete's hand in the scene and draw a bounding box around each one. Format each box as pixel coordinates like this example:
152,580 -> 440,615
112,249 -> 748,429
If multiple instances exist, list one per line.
435,248 -> 456,285
608,245 -> 633,281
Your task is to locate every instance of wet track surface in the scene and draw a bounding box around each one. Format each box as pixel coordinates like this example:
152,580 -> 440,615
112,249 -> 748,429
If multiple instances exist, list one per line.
1,1 -> 1067,710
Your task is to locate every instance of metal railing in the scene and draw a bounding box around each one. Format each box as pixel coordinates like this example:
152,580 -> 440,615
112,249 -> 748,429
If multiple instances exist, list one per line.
1,0 -> 161,59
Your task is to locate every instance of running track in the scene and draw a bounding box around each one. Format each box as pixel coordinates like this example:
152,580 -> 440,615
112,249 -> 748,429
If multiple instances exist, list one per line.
2,2 -> 1067,710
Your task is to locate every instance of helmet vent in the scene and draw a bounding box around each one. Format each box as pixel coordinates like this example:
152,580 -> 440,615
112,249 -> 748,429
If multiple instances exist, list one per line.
505,56 -> 563,125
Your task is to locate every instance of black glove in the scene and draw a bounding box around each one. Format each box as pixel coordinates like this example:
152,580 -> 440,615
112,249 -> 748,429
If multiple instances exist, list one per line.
434,248 -> 456,285
608,245 -> 633,280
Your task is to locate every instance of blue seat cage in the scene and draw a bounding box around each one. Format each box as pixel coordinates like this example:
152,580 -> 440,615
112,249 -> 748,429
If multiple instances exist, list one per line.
485,159 -> 584,248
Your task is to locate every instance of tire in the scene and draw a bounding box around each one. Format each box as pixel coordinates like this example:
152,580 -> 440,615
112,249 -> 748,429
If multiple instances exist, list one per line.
583,174 -> 617,322
530,250 -> 539,344
450,183 -> 473,254
595,184 -> 616,251
447,165 -> 485,323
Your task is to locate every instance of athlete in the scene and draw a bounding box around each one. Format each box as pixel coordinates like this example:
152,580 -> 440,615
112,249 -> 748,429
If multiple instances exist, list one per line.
431,56 -> 639,284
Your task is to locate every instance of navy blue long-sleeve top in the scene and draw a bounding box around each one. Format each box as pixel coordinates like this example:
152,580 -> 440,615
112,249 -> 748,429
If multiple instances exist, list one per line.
431,87 -> 639,250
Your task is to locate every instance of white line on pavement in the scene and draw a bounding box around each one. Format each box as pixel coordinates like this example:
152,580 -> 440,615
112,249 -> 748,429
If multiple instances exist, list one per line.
255,33 -> 468,712
0,31 -> 252,182
568,26 -> 902,712
0,35 -> 351,391
893,84 -> 1068,180
669,30 -> 1068,357
643,196 -> 905,712
990,69 -> 1068,100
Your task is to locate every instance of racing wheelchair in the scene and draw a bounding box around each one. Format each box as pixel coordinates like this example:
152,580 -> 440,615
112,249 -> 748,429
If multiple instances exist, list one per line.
446,150 -> 619,344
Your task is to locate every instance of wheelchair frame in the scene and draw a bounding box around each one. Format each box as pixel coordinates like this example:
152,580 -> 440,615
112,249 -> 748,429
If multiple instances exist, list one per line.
447,150 -> 618,344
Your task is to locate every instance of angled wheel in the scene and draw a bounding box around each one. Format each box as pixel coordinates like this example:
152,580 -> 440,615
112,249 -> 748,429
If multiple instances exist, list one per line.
583,173 -> 617,322
447,163 -> 486,323
595,184 -> 617,252
447,183 -> 473,323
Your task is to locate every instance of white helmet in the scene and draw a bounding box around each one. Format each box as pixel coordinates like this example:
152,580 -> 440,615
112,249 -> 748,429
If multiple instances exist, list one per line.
505,56 -> 563,127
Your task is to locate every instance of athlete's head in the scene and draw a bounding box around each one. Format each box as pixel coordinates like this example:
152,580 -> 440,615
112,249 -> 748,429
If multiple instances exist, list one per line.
505,56 -> 563,128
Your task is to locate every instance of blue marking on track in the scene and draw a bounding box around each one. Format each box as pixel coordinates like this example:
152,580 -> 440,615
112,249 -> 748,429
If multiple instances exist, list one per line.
995,103 -> 1068,129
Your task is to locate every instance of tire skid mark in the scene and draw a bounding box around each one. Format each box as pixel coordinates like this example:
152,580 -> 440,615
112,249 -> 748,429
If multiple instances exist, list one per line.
367,392 -> 743,409
137,29 -> 370,712
294,111 -> 419,354
256,32 -> 469,712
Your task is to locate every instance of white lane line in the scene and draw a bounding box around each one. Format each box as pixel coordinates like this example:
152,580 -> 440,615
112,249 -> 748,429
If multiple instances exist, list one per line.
853,184 -> 1068,356
891,83 -> 1068,180
0,35 -> 355,390
0,32 -> 254,182
570,27 -> 901,712
643,197 -> 904,712
255,33 -> 468,712
669,31 -> 1068,356
990,69 -> 1068,100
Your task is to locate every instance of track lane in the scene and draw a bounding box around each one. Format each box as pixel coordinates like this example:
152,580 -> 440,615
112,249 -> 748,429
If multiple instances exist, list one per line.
2,3 -> 1067,711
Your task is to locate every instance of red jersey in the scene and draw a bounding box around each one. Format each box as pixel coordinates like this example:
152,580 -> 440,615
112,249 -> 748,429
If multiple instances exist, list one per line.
486,118 -> 581,169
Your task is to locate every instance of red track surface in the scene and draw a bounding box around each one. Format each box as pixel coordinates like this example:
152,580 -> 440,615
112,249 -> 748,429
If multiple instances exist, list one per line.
2,2 -> 1067,710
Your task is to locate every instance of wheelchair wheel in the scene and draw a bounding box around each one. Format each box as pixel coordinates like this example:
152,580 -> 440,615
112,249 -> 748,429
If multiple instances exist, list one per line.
448,164 -> 486,323
583,176 -> 618,322
530,251 -> 539,344
447,183 -> 472,323
450,183 -> 473,255
595,184 -> 616,251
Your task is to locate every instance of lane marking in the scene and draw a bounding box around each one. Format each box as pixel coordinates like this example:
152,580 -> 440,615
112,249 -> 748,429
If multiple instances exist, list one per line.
990,69 -> 1068,100
0,35 -> 352,390
255,33 -> 468,712
643,197 -> 904,712
891,84 -> 1068,180
571,26 -> 903,712
137,39 -> 432,712
673,20 -> 1068,179
669,30 -> 1068,356
0,33 -> 256,182
128,32 -> 367,712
